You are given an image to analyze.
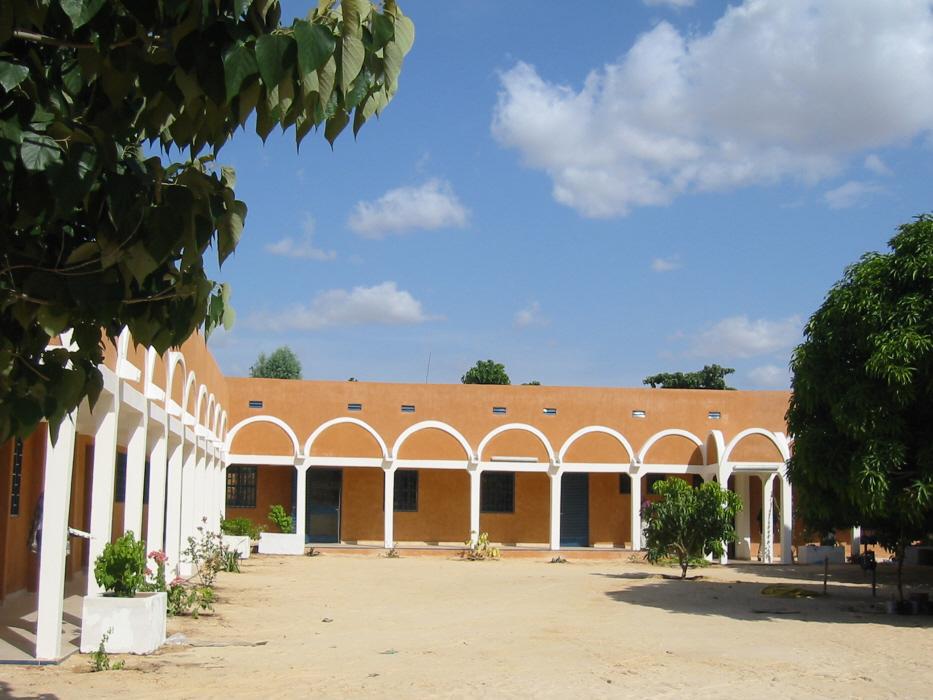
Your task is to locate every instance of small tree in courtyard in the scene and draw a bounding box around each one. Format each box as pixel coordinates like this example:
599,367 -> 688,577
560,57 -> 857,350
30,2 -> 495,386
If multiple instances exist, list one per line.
642,478 -> 741,579
250,346 -> 302,380
461,359 -> 510,385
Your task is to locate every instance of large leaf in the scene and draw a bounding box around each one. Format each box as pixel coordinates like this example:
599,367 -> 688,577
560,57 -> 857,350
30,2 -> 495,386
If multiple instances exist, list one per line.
294,21 -> 336,74
59,0 -> 107,30
340,33 -> 365,93
0,62 -> 28,92
255,34 -> 293,88
20,134 -> 61,171
223,43 -> 259,102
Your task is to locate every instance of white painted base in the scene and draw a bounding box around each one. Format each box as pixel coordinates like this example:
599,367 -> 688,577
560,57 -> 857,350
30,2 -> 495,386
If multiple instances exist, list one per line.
222,534 -> 251,560
177,560 -> 195,578
904,546 -> 933,566
258,532 -> 305,555
798,545 -> 846,564
80,592 -> 167,654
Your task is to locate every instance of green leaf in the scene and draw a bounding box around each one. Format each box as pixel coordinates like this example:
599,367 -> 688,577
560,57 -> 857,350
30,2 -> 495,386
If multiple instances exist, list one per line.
294,21 -> 336,74
236,79 -> 262,126
20,134 -> 61,171
340,33 -> 365,93
370,13 -> 395,51
255,34 -> 292,89
59,0 -> 107,30
223,43 -> 259,103
324,109 -> 349,145
221,166 -> 237,189
37,305 -> 70,337
0,62 -> 28,92
217,200 -> 247,265
121,242 -> 160,284
234,0 -> 251,18
393,14 -> 415,55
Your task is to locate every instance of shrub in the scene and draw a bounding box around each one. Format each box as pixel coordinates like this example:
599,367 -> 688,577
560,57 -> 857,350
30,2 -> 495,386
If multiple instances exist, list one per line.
183,518 -> 227,587
268,504 -> 294,534
220,517 -> 262,540
94,531 -> 146,597
461,531 -> 500,560
166,578 -> 215,618
89,629 -> 124,672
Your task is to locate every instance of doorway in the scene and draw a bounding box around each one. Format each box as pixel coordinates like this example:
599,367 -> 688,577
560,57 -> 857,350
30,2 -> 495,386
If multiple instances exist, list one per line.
560,472 -> 589,547
306,469 -> 342,543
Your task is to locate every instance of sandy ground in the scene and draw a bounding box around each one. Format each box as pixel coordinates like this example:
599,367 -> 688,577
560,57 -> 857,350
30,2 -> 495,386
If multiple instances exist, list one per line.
3,553 -> 933,699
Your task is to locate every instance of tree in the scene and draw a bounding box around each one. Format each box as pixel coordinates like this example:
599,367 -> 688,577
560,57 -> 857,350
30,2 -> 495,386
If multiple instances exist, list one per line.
643,364 -> 735,389
0,0 -> 414,442
787,216 -> 933,603
642,477 -> 741,579
522,380 -> 541,386
250,346 -> 301,379
461,359 -> 510,385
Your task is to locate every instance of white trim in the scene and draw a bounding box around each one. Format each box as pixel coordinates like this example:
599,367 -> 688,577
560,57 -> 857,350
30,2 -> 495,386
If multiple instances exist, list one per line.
194,383 -> 209,428
477,423 -> 555,463
722,427 -> 790,464
226,454 -> 298,466
391,420 -> 473,461
225,415 -> 300,456
393,458 -> 468,471
304,416 -> 389,460
637,428 -> 704,465
558,425 -> 635,464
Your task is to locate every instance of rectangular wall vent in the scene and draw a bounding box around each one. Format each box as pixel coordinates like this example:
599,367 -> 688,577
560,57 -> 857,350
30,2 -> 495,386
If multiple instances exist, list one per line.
248,400 -> 263,409
708,411 -> 722,419
348,403 -> 363,411
492,406 -> 507,415
632,409 -> 647,418
401,404 -> 416,413
543,408 -> 558,416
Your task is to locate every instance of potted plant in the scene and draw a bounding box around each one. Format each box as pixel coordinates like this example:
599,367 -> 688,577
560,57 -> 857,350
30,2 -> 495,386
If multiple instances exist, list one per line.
79,531 -> 167,654
220,517 -> 261,560
258,504 -> 304,555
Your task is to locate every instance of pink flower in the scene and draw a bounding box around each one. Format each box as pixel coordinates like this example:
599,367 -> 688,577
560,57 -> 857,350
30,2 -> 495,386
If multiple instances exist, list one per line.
145,567 -> 153,576
148,550 -> 168,564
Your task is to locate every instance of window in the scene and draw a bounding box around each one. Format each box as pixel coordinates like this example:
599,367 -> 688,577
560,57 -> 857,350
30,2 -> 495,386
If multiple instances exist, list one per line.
708,411 -> 721,420
393,470 -> 418,511
619,473 -> 631,494
543,408 -> 557,416
492,406 -> 507,415
114,452 -> 127,503
347,403 -> 363,412
401,404 -> 416,413
10,438 -> 23,516
248,400 -> 264,409
632,410 -> 647,418
646,474 -> 665,492
143,460 -> 151,505
226,466 -> 257,507
692,474 -> 703,488
481,471 -> 514,513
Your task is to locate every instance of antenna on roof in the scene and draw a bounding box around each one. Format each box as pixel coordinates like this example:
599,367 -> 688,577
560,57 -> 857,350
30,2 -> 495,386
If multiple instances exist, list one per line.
425,351 -> 432,384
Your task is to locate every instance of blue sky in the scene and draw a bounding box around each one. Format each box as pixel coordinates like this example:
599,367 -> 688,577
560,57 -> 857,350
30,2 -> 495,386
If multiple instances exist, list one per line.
206,0 -> 933,389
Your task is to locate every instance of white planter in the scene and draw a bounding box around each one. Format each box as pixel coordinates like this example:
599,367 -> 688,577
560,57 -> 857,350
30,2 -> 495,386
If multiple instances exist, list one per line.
798,545 -> 846,564
258,532 -> 305,555
222,534 -> 251,560
80,591 -> 167,654
903,546 -> 933,566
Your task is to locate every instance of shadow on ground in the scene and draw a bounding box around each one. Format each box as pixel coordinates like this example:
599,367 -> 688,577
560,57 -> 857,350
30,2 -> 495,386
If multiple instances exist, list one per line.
0,681 -> 59,699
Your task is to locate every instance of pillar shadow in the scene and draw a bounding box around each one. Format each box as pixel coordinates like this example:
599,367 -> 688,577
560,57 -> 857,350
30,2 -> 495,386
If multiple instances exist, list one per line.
0,681 -> 60,699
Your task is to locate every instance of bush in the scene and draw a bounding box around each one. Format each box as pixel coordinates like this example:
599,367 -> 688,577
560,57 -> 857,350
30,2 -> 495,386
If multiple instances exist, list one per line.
183,518 -> 227,587
167,578 -> 215,618
268,504 -> 294,534
94,531 -> 146,597
461,531 -> 500,560
220,517 -> 262,540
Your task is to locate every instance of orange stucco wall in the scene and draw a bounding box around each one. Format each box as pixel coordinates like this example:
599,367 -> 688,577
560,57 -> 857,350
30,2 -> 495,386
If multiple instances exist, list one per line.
589,473 -> 632,547
225,465 -> 294,532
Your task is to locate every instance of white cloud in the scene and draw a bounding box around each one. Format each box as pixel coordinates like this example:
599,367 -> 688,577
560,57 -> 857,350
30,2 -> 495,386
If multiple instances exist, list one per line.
492,0 -> 933,217
514,301 -> 549,328
265,214 -> 336,261
863,153 -> 893,176
690,315 -> 802,359
824,180 -> 885,209
643,0 -> 695,7
747,364 -> 790,388
651,256 -> 682,272
248,282 -> 440,331
348,180 -> 469,238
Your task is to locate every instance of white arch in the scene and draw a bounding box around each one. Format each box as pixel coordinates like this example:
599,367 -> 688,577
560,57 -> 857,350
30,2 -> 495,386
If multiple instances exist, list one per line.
558,425 -> 635,464
225,415 -> 300,456
304,417 -> 389,460
183,370 -> 197,415
637,429 -> 704,465
144,347 -> 162,398
477,423 -> 555,463
722,428 -> 790,464
219,411 -> 228,441
391,420 -> 474,462
706,429 -> 726,465
212,401 -> 222,435
195,384 -> 209,427
165,351 -> 187,407
205,394 -> 216,432
116,326 -> 131,362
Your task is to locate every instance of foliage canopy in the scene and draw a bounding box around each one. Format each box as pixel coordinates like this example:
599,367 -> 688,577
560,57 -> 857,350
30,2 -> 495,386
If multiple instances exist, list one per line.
643,364 -> 735,389
787,216 -> 933,598
250,345 -> 302,379
0,0 -> 413,443
642,477 -> 741,579
461,359 -> 510,385
93,530 -> 146,597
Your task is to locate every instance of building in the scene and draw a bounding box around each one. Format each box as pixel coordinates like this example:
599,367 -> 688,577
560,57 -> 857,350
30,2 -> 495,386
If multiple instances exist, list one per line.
0,330 -> 814,662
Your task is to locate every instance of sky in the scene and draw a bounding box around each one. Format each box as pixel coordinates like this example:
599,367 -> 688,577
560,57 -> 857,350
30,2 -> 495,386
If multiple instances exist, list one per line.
205,0 -> 933,389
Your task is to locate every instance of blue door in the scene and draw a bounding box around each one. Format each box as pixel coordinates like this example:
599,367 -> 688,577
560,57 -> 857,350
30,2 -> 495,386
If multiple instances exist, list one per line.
307,468 -> 342,543
560,473 -> 589,547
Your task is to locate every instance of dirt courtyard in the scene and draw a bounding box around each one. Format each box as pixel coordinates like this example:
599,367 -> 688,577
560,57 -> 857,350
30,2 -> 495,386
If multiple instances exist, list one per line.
3,553 -> 932,699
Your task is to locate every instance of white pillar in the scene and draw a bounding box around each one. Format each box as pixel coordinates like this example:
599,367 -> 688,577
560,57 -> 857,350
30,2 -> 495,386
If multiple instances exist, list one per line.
164,434 -> 184,575
469,468 -> 480,543
780,474 -> 794,564
549,471 -> 562,551
179,440 -> 197,557
35,414 -> 77,661
296,464 -> 307,544
718,466 -> 731,565
735,474 -> 751,560
762,474 -> 775,564
383,466 -> 395,548
122,411 -> 147,539
851,525 -> 862,559
87,395 -> 120,595
629,472 -> 642,551
146,427 -> 168,554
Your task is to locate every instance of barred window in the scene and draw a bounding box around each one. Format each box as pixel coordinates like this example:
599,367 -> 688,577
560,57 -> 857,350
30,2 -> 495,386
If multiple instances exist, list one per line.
226,466 -> 257,508
114,452 -> 127,503
393,470 -> 418,512
619,474 -> 631,494
481,471 -> 514,513
10,438 -> 23,516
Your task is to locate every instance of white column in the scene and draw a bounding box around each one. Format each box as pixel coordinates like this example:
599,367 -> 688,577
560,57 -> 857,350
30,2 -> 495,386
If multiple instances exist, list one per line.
179,440 -> 197,557
851,525 -> 862,559
780,474 -> 794,564
296,464 -> 307,544
35,414 -> 77,661
207,450 -> 219,531
762,474 -> 775,564
735,474 -> 751,560
196,442 -> 207,527
629,472 -> 642,551
383,466 -> 395,548
469,468 -> 480,543
146,427 -> 168,554
164,434 -> 184,575
87,395 -> 120,595
122,411 -> 147,539
549,471 -> 562,551
718,466 -> 731,565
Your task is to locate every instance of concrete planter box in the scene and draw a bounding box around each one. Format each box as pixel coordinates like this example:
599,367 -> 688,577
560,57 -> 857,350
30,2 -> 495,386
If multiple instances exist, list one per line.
258,532 -> 305,555
80,591 -> 167,654
798,545 -> 846,564
222,534 -> 251,560
904,546 -> 933,566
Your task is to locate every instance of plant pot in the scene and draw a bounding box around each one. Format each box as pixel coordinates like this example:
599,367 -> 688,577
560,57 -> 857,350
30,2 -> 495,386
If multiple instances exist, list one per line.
797,545 -> 846,564
258,532 -> 305,555
222,534 -> 251,560
79,591 -> 167,654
